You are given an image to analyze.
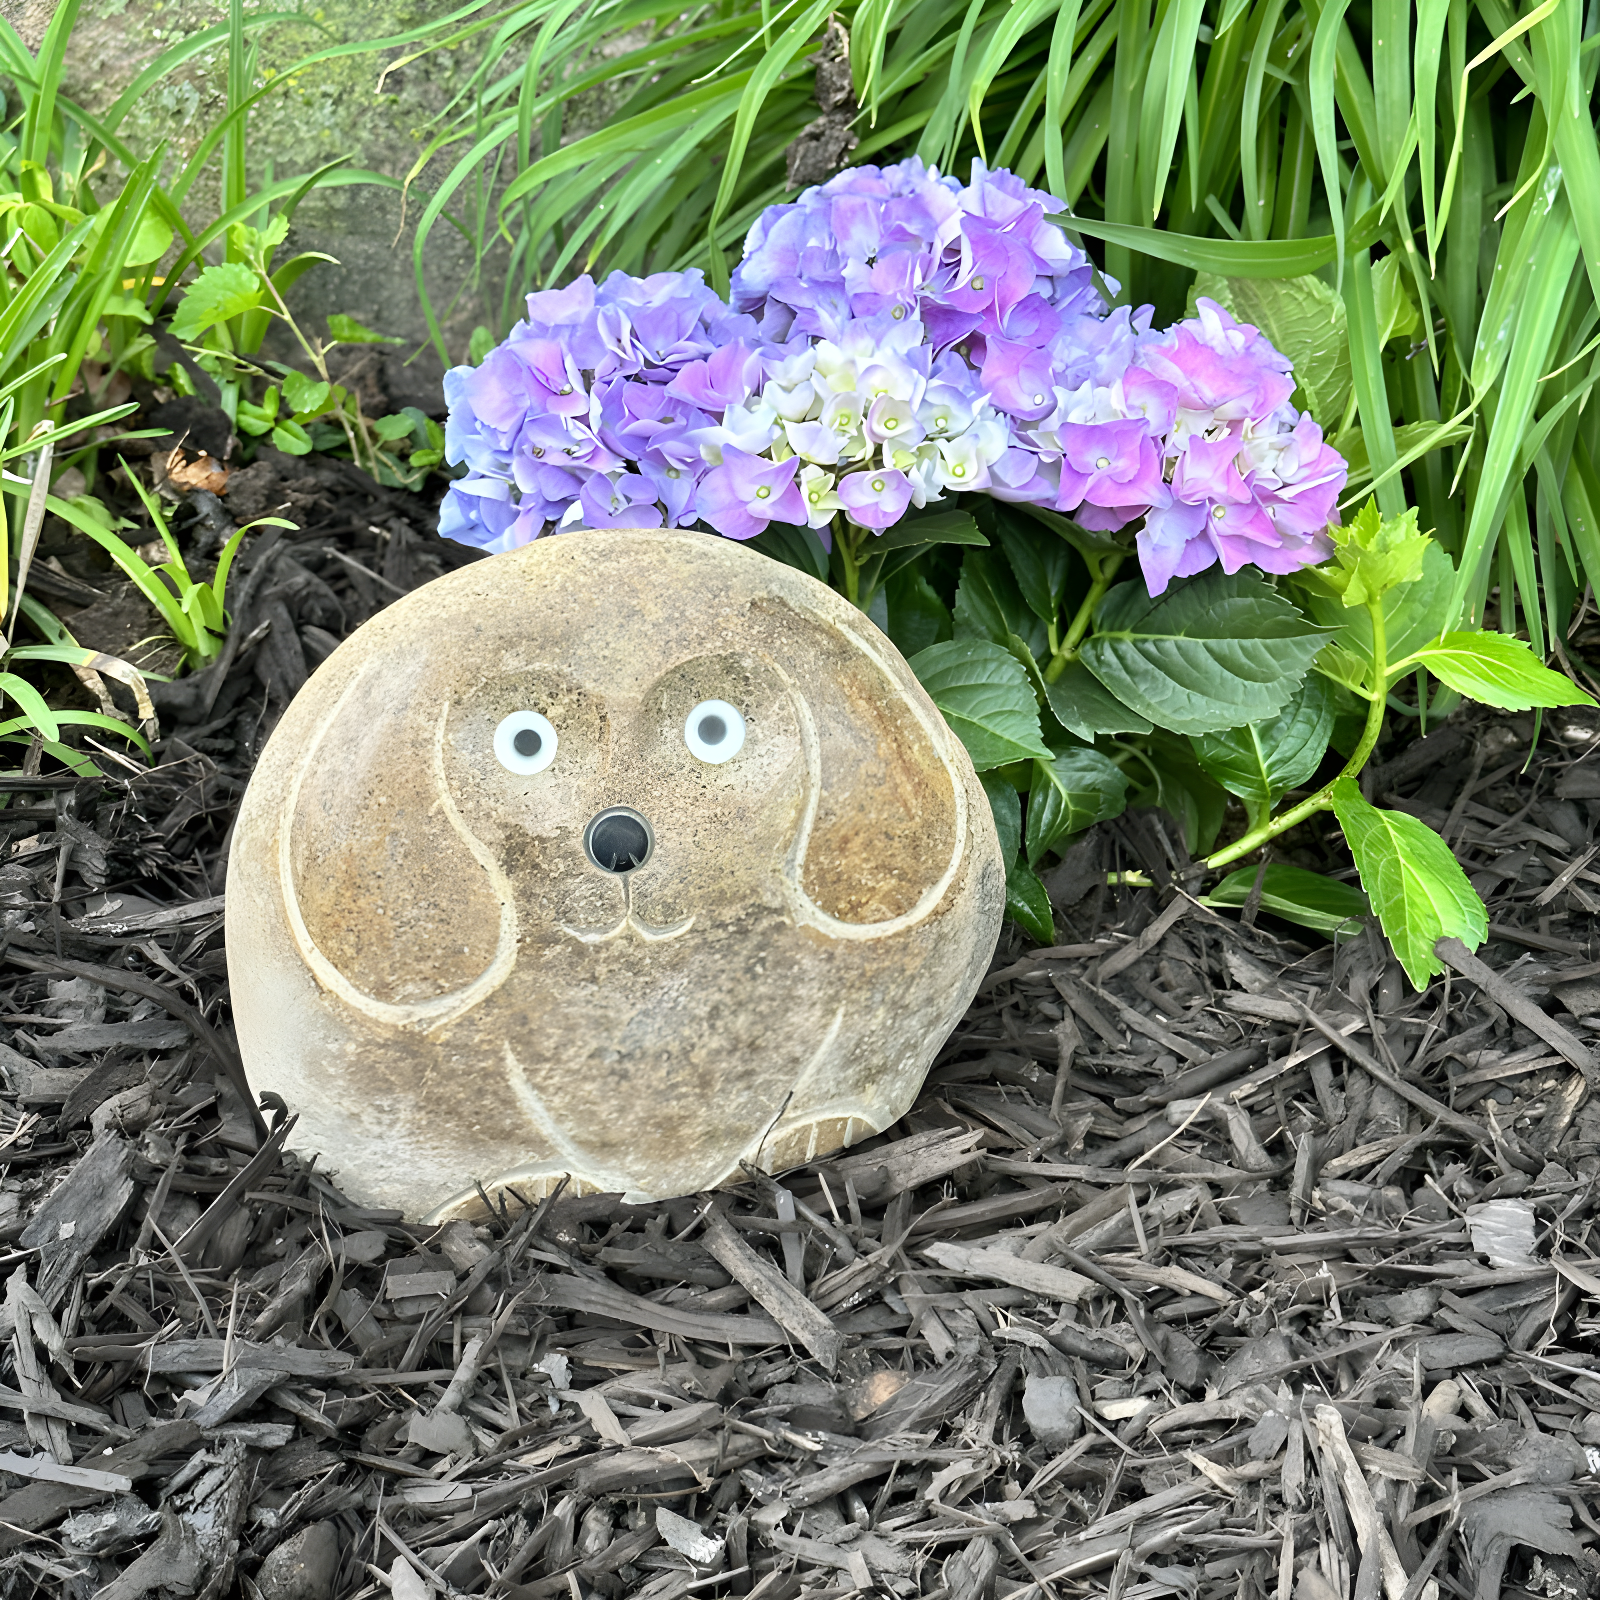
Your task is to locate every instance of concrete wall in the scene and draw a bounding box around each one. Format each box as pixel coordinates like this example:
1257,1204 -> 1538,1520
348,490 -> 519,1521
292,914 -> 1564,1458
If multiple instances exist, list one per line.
3,0 -> 515,387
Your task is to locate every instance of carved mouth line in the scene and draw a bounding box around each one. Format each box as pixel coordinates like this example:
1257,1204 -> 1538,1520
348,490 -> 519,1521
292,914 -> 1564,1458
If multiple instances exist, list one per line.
558,861 -> 694,944
558,910 -> 696,944
559,877 -> 693,943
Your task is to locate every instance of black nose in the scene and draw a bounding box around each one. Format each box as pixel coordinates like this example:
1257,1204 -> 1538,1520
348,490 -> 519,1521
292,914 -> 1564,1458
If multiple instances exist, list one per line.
585,808 -> 654,873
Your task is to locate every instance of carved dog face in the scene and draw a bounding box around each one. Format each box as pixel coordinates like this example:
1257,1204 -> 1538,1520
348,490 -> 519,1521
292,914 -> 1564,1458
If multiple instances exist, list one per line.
228,528 -> 1002,1217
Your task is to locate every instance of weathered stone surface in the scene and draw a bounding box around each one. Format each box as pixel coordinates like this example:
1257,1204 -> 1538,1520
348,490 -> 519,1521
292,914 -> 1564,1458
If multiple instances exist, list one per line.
227,528 -> 1004,1218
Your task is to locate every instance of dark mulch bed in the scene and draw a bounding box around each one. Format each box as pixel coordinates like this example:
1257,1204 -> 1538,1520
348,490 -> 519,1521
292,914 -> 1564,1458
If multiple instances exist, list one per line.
0,453 -> 1599,1600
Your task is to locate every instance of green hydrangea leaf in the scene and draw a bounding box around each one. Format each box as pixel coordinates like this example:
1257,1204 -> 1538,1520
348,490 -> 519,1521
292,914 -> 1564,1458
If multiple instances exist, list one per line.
749,522 -> 830,583
1043,659 -> 1153,742
981,771 -> 1022,866
1296,537 -> 1455,673
1319,500 -> 1431,606
1403,632 -> 1597,711
954,548 -> 1050,661
1329,774 -> 1487,988
992,510 -> 1071,626
885,568 -> 953,658
874,508 -> 986,551
1026,747 -> 1129,864
1005,857 -> 1056,944
1371,253 -> 1421,345
909,639 -> 1054,769
1079,568 -> 1324,735
1190,674 -> 1334,820
1205,863 -> 1369,937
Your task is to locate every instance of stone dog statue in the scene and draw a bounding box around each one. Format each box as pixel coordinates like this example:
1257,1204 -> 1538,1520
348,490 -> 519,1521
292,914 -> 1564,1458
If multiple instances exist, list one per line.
227,527 -> 1003,1220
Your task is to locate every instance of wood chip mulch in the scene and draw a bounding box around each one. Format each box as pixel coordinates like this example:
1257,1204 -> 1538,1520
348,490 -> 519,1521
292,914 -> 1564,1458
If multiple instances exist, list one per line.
2,467 -> 1600,1600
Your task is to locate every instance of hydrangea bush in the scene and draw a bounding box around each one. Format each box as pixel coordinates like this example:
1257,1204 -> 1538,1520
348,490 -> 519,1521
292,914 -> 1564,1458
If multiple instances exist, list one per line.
440,160 -> 1592,987
443,159 -> 1345,598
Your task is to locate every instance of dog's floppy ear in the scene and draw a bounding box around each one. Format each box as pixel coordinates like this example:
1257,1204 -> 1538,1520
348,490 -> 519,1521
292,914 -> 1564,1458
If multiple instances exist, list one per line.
279,650 -> 517,1028
765,598 -> 969,935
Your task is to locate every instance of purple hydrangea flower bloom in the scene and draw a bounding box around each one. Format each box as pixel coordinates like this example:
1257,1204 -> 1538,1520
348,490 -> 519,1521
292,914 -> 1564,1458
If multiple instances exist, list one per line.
638,455 -> 701,526
1134,298 -> 1295,434
695,446 -> 804,539
732,156 -> 1103,359
838,467 -> 914,529
979,336 -> 1057,419
1242,412 -> 1347,539
579,472 -> 666,529
1054,419 -> 1167,519
986,445 -> 1058,504
666,341 -> 765,413
439,475 -> 524,554
1138,499 -> 1218,593
442,163 -> 1345,592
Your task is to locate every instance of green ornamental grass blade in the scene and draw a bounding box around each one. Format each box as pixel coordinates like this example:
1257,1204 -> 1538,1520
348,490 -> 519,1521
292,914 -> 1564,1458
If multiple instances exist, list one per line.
1079,568 -> 1326,735
1334,418 -> 1474,504
1399,632 -> 1597,710
1205,862 -> 1369,936
1329,773 -> 1487,988
1452,200 -> 1582,623
705,0 -> 836,287
1371,0 -> 1412,188
1238,0 -> 1289,242
1056,208 -> 1383,277
1139,0 -> 1206,220
0,671 -> 59,742
1344,249 -> 1404,517
965,0 -> 1060,160
0,707 -> 152,757
1026,746 -> 1129,862
1308,0 -> 1353,283
1042,0 -> 1087,200
45,494 -> 192,648
909,639 -> 1055,768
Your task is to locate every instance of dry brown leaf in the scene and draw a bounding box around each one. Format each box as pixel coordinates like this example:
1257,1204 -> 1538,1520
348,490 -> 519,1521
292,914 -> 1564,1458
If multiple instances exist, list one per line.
163,448 -> 229,495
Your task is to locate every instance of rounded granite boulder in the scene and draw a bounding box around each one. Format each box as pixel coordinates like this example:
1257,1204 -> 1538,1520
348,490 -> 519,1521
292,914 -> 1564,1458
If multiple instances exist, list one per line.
226,527 -> 1004,1219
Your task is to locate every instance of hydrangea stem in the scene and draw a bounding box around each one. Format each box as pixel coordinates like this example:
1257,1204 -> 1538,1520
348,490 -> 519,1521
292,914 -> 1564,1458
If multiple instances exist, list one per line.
837,520 -> 862,606
1204,597 -> 1389,872
1044,552 -> 1123,682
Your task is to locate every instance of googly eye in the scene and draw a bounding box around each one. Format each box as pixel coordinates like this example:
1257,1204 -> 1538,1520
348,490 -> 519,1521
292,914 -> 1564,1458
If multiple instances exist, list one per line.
494,710 -> 558,775
684,699 -> 745,764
